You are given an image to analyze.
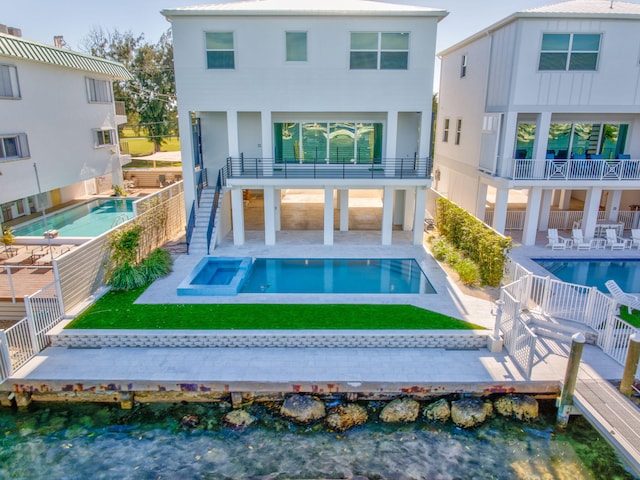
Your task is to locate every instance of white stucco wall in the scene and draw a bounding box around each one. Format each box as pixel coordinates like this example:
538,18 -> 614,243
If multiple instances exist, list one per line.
0,58 -> 118,205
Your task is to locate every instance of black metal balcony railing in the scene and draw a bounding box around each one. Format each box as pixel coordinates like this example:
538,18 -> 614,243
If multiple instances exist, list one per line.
223,155 -> 433,181
512,158 -> 640,181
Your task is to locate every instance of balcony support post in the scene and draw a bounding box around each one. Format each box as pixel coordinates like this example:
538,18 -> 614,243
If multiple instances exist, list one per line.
522,187 -> 542,246
538,189 -> 553,231
231,188 -> 245,246
412,187 -> 427,245
339,189 -> 349,232
492,187 -> 509,234
606,190 -> 622,222
381,186 -> 394,245
264,187 -> 276,246
582,187 -> 603,239
324,187 -> 334,246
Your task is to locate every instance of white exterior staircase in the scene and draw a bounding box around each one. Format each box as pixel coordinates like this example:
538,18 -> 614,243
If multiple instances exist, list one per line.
188,187 -> 219,255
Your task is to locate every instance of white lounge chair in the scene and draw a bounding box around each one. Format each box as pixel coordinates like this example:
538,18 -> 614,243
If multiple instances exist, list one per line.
631,229 -> 640,249
604,229 -> 629,250
605,280 -> 640,311
571,229 -> 593,250
546,229 -> 572,250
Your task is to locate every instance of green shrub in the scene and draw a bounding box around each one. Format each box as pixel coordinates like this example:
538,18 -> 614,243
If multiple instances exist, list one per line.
431,238 -> 452,261
436,197 -> 511,287
140,248 -> 173,283
108,263 -> 147,291
444,249 -> 461,266
455,258 -> 481,287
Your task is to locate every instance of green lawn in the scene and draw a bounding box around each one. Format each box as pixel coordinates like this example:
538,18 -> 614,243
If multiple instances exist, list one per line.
120,137 -> 180,156
66,287 -> 483,330
618,306 -> 640,328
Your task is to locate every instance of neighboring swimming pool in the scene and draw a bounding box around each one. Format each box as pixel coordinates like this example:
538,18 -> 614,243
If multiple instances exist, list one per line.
12,198 -> 134,237
533,258 -> 640,293
178,257 -> 436,296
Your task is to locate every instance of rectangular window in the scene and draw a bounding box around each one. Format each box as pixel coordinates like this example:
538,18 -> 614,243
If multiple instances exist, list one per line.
274,121 -> 382,164
455,119 -> 462,145
86,77 -> 113,103
350,32 -> 409,70
0,64 -> 20,99
539,33 -> 601,71
95,129 -> 116,147
286,32 -> 307,62
442,118 -> 450,142
206,32 -> 235,69
0,133 -> 29,160
515,123 -> 537,159
461,54 -> 468,77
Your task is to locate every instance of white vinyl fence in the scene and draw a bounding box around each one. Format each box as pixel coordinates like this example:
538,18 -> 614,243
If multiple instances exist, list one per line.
485,209 -> 640,231
0,281 -> 64,381
498,260 -> 639,379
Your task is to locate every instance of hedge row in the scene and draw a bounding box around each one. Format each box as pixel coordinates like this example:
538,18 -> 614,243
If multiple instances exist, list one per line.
435,197 -> 511,287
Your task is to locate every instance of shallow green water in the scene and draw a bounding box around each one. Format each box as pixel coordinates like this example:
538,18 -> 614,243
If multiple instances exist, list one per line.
0,401 -> 635,479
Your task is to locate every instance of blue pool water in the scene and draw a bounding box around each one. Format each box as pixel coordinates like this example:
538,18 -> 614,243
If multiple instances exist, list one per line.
533,258 -> 640,293
240,258 -> 435,294
12,199 -> 134,237
178,258 -> 436,296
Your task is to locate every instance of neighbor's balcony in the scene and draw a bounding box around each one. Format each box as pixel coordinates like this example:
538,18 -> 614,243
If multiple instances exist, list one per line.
511,158 -> 640,181
223,155 -> 433,181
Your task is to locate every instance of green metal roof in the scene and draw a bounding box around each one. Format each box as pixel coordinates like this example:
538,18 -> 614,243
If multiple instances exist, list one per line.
0,33 -> 134,80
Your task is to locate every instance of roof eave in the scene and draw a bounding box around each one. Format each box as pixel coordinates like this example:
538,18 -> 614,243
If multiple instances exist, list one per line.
161,9 -> 447,19
438,10 -> 640,57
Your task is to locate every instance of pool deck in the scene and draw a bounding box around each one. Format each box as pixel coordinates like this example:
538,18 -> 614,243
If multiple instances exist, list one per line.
3,230 -> 629,394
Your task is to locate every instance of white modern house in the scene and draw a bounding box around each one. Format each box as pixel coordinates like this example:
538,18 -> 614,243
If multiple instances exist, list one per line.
434,0 -> 640,246
162,0 -> 446,250
0,29 -> 132,225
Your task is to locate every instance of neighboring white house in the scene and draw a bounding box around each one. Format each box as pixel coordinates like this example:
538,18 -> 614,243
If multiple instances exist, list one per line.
0,29 -> 132,225
434,0 -> 640,245
163,0 -> 446,248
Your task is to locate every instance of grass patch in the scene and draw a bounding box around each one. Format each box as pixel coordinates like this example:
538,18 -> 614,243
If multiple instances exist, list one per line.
617,305 -> 640,328
66,287 -> 483,330
120,137 -> 180,156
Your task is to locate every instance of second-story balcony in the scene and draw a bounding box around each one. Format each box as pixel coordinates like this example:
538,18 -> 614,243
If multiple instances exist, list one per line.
222,155 -> 433,183
511,157 -> 640,181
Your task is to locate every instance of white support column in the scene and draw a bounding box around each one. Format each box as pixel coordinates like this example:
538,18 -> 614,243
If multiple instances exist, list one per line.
476,182 -> 488,223
403,188 -> 415,231
227,110 -> 240,158
492,188 -> 509,234
263,187 -> 276,246
538,189 -> 554,231
498,112 -> 519,178
418,111 -> 431,159
324,187 -> 334,245
606,190 -> 622,221
261,111 -> 273,176
274,189 -> 281,231
381,186 -> 394,245
385,111 -> 398,176
533,112 -> 552,177
534,112 -> 552,160
558,189 -> 572,210
582,187 -> 603,239
522,187 -> 543,245
231,188 -> 245,246
339,189 -> 349,231
412,187 -> 427,245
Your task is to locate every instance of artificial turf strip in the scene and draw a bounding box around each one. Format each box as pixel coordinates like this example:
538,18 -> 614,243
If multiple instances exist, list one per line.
66,287 -> 484,330
618,306 -> 640,328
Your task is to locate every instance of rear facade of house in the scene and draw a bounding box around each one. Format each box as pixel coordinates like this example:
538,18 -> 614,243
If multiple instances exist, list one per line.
0,29 -> 132,227
434,0 -> 640,245
164,0 -> 446,249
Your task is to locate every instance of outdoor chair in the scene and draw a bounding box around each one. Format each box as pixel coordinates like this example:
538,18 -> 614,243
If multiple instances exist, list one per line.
571,229 -> 593,250
605,280 -> 640,311
546,229 -> 572,250
604,229 -> 629,250
631,229 -> 640,249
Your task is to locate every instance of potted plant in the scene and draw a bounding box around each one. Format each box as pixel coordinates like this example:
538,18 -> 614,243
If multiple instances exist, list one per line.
1,225 -> 15,253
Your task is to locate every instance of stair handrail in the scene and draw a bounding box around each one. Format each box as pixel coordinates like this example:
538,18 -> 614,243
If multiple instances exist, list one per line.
205,172 -> 222,254
185,200 -> 196,254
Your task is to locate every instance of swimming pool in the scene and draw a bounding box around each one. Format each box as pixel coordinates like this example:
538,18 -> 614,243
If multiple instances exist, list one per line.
533,258 -> 640,293
12,198 -> 134,237
178,257 -> 436,295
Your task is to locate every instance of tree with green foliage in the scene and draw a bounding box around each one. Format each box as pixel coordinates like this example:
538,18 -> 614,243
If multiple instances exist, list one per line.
82,28 -> 177,152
